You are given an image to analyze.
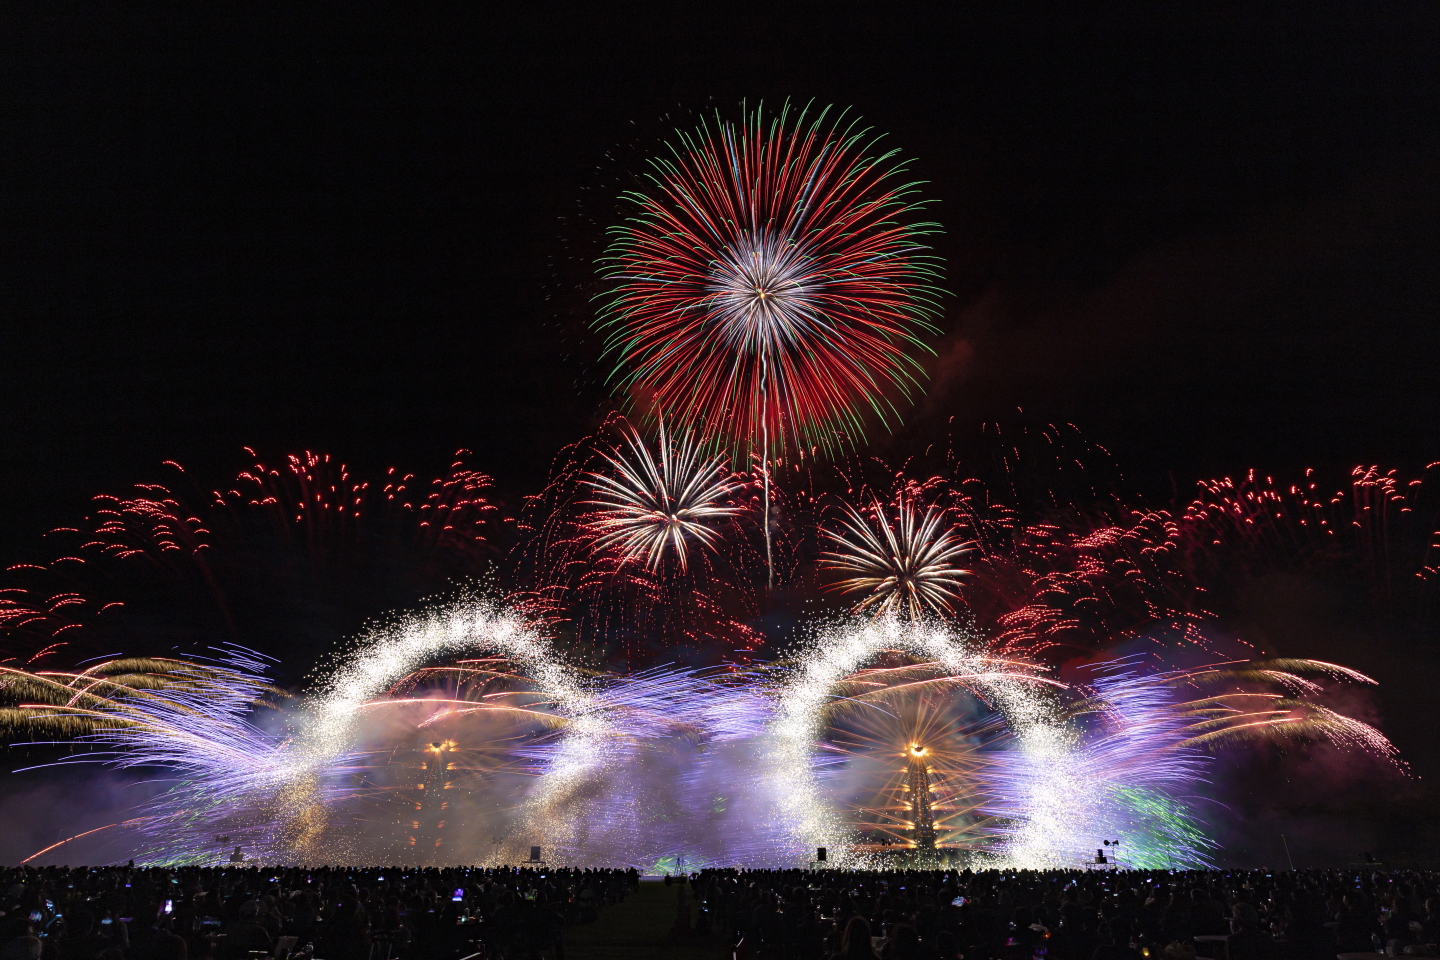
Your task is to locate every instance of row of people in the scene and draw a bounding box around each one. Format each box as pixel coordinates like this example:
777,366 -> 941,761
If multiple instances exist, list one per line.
0,863 -> 638,959
690,867 -> 1440,960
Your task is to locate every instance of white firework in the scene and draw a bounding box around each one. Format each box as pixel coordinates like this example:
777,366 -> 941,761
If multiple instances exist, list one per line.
705,231 -> 824,355
584,420 -> 745,572
821,498 -> 976,619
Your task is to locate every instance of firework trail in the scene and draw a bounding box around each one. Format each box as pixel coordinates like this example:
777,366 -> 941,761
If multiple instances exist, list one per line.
0,641 -> 1405,867
985,654 -> 1403,869
948,459 -> 1440,664
351,659 -> 809,871
816,659 -> 1010,856
986,662 -> 1215,869
1177,464 -> 1440,618
0,599 -> 709,867
276,595 -> 615,864
510,420 -> 765,663
330,658 -> 750,869
0,640 -> 682,867
583,419 -> 746,572
0,430 -> 1423,866
540,666 -> 741,870
300,633 -> 812,869
597,101 -> 944,581
821,494 -> 975,619
334,656 -> 569,863
1157,658 -> 1404,765
794,455 -> 1216,663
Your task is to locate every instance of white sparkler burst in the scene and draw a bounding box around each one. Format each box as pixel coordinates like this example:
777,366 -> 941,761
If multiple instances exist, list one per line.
706,231 -> 823,355
584,420 -> 744,572
821,498 -> 976,618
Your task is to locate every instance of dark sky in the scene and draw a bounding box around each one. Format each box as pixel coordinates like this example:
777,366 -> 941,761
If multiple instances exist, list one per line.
4,3 -> 1439,563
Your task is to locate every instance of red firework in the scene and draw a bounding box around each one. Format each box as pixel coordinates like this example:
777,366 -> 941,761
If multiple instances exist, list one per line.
596,101 -> 944,457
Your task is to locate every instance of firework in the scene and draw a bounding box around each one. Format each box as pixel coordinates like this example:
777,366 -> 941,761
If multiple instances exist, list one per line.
1159,658 -> 1404,764
800,458 -> 1215,663
985,654 -> 1407,870
0,599 -> 629,866
327,651 -> 775,869
763,616 -> 1068,868
1179,464 -> 1440,613
0,450 -> 501,669
818,660 -> 1008,855
821,497 -> 975,619
0,649 -> 293,864
0,432 -> 1422,868
583,420 -> 745,572
335,657 -> 570,862
596,101 -> 944,456
278,595 -> 623,864
0,638 -> 1405,869
510,420 -> 767,662
989,663 -> 1217,869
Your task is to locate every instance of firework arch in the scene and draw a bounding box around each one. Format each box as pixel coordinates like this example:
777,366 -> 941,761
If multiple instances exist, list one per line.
764,617 -> 1078,867
278,598 -> 615,863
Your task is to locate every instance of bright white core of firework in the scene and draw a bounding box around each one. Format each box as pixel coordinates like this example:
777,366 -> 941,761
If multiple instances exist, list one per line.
706,232 -> 824,355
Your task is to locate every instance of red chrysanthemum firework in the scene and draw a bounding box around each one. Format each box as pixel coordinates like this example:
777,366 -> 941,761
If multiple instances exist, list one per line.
596,101 -> 944,458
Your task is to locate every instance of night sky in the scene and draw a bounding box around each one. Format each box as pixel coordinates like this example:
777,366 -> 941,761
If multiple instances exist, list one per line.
3,4 -> 1440,863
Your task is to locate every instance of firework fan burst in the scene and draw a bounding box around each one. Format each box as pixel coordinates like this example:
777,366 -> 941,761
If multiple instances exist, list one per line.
596,100 -> 945,457
0,649 -> 294,864
583,419 -> 746,572
821,496 -> 976,619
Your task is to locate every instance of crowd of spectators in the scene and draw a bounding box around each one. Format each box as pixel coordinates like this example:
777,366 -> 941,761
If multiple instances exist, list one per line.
691,868 -> 1440,960
0,863 -> 637,959
9,864 -> 1440,960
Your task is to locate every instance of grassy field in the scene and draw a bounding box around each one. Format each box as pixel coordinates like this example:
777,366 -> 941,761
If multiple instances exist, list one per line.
563,881 -> 727,960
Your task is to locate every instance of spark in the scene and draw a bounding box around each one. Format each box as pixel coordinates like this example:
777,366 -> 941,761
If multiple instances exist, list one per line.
821,497 -> 975,618
280,595 -> 618,864
583,420 -> 744,572
763,616 -> 1069,868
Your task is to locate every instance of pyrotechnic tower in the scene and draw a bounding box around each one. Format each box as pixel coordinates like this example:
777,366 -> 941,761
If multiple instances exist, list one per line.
906,744 -> 937,851
413,739 -> 455,855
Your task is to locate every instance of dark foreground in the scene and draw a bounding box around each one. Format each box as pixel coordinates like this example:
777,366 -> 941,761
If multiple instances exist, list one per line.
1,865 -> 1437,960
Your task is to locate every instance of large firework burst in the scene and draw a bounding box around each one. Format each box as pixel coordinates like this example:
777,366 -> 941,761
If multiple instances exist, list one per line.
821,498 -> 975,619
596,100 -> 944,456
583,420 -> 745,572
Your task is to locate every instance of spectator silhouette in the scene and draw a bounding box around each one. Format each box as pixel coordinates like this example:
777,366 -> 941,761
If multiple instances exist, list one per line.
831,916 -> 880,960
